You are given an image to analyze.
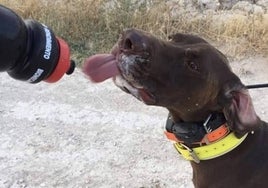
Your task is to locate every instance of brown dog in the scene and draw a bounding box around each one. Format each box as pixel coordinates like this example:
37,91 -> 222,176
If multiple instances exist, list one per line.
111,29 -> 268,188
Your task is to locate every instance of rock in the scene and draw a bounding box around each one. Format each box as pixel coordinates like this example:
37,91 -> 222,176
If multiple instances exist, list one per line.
219,0 -> 261,10
232,1 -> 265,14
257,0 -> 268,12
219,0 -> 239,9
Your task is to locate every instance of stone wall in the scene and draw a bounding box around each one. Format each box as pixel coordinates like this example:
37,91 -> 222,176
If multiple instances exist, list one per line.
198,0 -> 267,12
168,0 -> 268,13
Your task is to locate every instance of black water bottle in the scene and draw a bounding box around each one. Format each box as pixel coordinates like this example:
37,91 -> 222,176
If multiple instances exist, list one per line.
0,5 -> 75,83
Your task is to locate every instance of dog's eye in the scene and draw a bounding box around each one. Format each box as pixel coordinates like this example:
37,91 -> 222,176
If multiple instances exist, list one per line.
187,61 -> 199,72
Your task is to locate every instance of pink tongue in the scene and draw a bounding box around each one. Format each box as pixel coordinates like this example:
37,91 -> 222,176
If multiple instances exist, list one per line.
83,54 -> 119,83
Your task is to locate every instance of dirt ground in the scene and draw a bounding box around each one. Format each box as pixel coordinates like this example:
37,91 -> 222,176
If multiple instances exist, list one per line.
0,55 -> 268,188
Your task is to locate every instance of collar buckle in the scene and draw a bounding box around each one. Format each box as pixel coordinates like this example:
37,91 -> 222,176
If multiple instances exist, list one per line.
178,143 -> 200,163
203,114 -> 213,133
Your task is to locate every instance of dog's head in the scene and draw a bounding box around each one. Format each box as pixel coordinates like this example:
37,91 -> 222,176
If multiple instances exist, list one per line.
112,28 -> 260,136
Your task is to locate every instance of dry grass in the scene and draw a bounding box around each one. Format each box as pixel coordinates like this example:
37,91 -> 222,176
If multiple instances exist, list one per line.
0,0 -> 267,63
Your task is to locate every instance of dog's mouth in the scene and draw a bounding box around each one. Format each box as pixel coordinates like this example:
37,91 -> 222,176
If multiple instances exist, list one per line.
113,51 -> 156,105
113,75 -> 156,105
112,35 -> 157,105
83,29 -> 160,105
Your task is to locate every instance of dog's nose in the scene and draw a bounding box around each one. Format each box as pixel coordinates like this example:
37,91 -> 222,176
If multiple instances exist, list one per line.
122,29 -> 147,52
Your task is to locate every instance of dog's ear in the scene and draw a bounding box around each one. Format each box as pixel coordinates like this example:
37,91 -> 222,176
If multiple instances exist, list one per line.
168,33 -> 208,45
220,82 -> 260,138
168,33 -> 186,43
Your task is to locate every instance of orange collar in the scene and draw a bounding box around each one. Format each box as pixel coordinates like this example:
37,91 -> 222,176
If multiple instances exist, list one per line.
165,123 -> 229,145
165,113 -> 228,146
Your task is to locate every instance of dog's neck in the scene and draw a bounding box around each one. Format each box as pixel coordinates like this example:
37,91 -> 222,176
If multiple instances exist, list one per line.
168,106 -> 221,123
